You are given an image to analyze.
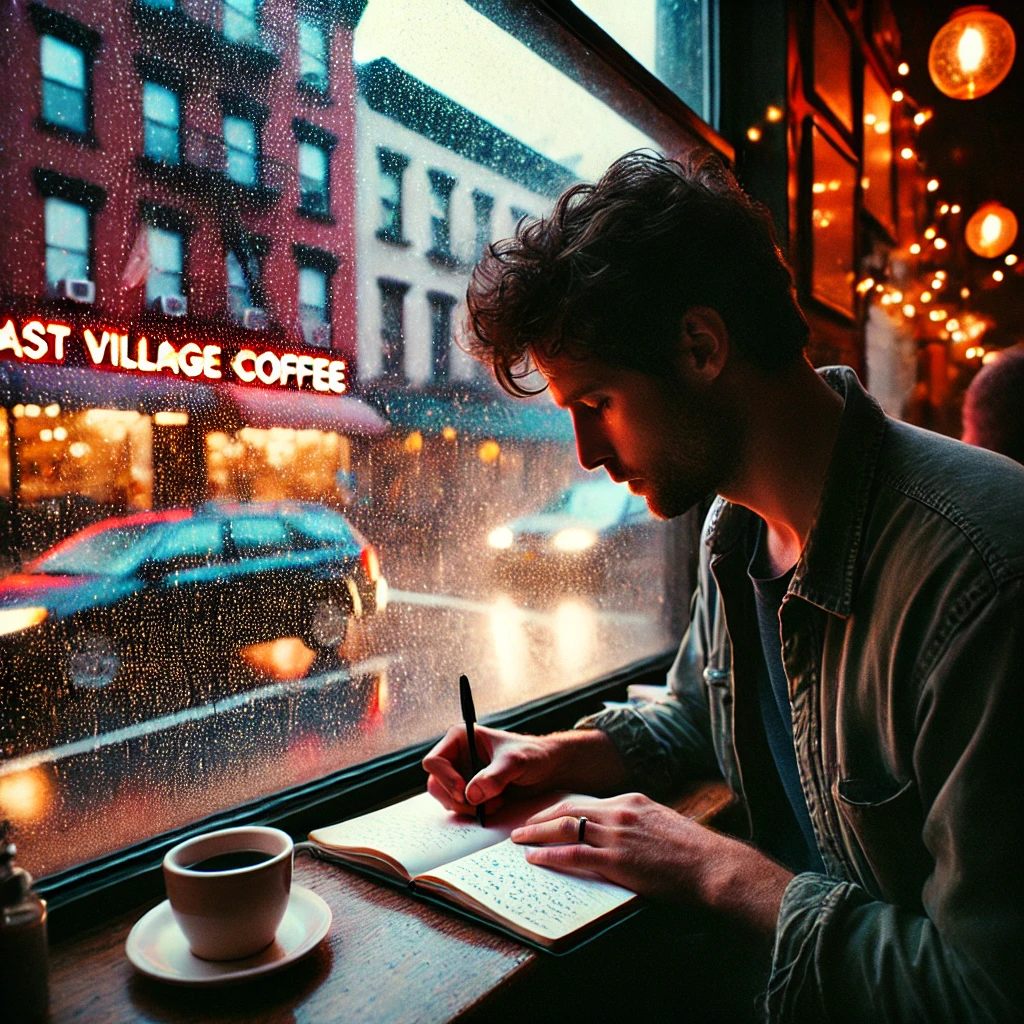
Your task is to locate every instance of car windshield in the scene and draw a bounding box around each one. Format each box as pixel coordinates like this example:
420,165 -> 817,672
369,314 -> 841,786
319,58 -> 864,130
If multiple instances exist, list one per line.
284,506 -> 357,547
31,523 -> 165,577
543,480 -> 630,522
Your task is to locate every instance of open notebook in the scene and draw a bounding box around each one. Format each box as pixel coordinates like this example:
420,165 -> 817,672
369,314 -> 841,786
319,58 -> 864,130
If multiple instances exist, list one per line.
307,792 -> 638,953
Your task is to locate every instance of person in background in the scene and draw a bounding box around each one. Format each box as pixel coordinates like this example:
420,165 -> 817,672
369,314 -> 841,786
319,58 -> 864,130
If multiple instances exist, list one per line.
423,150 -> 1024,1022
961,345 -> 1024,465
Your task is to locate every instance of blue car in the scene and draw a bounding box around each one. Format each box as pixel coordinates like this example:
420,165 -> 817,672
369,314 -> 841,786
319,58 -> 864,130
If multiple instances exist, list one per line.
0,502 -> 388,705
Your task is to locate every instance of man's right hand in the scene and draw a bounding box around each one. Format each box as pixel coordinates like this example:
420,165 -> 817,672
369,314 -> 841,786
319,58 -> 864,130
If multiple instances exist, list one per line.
421,725 -> 630,816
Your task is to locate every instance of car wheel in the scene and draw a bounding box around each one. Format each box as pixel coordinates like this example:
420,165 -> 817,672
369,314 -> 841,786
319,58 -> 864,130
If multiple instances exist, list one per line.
65,632 -> 122,690
304,596 -> 349,651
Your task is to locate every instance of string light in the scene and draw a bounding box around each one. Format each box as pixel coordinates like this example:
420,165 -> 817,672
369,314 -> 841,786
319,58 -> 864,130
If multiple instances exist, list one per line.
939,203 -> 950,214
931,278 -> 943,290
891,89 -> 904,102
1005,254 -> 1019,266
903,304 -> 916,317
898,62 -> 910,75
909,243 -> 922,254
933,237 -> 948,249
951,204 -> 961,214
927,179 -> 940,192
925,227 -> 937,239
747,126 -> 762,142
946,319 -> 960,331
914,112 -> 927,126
900,147 -> 915,160
965,202 -> 1019,258
961,287 -> 971,298
856,277 -> 876,295
920,291 -> 933,302
766,105 -> 783,122
891,291 -> 903,303
992,269 -> 1004,282
935,270 -> 947,279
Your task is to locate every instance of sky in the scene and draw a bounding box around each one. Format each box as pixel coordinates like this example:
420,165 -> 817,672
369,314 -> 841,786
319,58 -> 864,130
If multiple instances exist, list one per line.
353,0 -> 657,181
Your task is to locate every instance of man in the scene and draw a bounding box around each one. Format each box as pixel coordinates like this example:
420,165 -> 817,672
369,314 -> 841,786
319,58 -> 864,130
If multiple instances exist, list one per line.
961,344 -> 1024,465
423,151 -> 1023,1021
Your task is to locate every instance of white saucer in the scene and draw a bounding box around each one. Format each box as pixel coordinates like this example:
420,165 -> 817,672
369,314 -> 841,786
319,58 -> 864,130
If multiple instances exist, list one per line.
126,884 -> 331,986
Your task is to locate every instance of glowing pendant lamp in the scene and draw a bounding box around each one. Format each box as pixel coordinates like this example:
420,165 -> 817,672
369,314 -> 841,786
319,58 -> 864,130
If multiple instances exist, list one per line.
964,202 -> 1018,258
928,6 -> 1016,99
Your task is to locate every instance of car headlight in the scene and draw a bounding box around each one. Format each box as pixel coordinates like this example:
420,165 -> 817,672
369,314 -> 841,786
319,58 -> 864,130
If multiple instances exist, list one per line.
0,607 -> 49,637
375,575 -> 389,612
552,528 -> 597,552
488,527 -> 514,550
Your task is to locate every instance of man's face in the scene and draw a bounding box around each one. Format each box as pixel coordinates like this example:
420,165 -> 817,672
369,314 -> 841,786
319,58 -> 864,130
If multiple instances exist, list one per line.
539,351 -> 738,520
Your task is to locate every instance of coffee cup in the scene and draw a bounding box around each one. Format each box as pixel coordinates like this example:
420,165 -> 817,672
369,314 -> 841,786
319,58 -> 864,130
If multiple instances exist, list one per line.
163,825 -> 293,961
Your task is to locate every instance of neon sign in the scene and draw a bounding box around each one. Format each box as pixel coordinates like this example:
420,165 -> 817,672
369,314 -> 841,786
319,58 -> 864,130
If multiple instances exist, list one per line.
0,317 -> 347,394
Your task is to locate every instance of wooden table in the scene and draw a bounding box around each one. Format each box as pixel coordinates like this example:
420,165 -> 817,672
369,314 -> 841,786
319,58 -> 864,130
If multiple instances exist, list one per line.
49,782 -> 757,1024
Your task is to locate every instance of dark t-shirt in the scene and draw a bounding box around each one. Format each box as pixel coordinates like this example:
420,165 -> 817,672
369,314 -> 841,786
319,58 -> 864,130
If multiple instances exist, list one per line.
748,525 -> 825,874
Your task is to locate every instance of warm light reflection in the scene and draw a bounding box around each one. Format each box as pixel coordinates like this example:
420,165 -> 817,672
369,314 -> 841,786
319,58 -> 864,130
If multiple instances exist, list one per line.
554,600 -> 596,678
442,426 -> 457,441
478,439 -> 501,463
0,768 -> 53,823
404,430 -> 424,454
490,597 -> 528,694
240,637 -> 318,680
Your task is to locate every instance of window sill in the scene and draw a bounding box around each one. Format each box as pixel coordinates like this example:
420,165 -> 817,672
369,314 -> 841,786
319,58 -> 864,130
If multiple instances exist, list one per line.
425,249 -> 464,271
35,118 -> 98,149
375,231 -> 412,248
297,206 -> 335,225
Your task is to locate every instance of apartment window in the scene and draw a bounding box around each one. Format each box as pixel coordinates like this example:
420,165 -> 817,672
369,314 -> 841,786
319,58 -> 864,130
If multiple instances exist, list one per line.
426,169 -> 456,262
293,244 -> 336,348
40,35 -> 87,135
226,239 -> 266,323
297,18 -> 328,93
472,190 -> 494,262
222,0 -> 259,46
224,115 -> 258,186
427,291 -> 457,382
376,148 -> 408,244
142,82 -> 180,165
378,278 -> 409,380
294,120 -> 335,220
146,225 -> 184,306
44,197 -> 90,290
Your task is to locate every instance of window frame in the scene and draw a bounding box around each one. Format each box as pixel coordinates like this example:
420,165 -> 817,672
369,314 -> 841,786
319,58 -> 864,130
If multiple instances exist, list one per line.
296,15 -> 330,97
139,200 -> 192,309
32,168 -> 106,295
293,119 -> 337,222
31,0 -> 730,931
377,276 -> 411,381
29,3 -> 101,146
425,168 -> 458,267
293,242 -> 338,348
375,147 -> 410,246
142,80 -> 182,166
426,289 -> 458,382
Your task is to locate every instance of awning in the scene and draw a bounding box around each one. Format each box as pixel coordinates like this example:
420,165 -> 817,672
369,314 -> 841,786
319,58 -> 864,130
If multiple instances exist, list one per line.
365,387 -> 575,444
0,361 -> 221,415
224,383 -> 388,436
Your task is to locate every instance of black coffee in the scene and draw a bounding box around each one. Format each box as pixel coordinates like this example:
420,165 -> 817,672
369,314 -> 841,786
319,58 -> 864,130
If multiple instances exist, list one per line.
186,849 -> 273,872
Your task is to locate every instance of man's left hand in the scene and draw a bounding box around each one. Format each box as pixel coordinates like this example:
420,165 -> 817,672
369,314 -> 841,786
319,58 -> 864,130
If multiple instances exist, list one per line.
510,792 -> 794,937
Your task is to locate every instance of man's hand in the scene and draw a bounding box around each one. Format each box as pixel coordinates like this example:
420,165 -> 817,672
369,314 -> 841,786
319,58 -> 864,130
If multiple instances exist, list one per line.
422,726 -> 629,817
510,792 -> 794,937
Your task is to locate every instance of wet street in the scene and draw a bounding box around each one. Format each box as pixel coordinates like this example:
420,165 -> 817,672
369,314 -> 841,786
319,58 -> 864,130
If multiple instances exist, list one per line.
0,580 -> 675,878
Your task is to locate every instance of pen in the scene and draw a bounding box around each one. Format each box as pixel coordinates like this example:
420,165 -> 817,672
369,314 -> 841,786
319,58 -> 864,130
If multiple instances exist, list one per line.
459,674 -> 486,827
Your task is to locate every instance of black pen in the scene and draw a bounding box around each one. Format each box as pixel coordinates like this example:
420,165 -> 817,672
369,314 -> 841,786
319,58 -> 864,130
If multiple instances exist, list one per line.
459,674 -> 486,827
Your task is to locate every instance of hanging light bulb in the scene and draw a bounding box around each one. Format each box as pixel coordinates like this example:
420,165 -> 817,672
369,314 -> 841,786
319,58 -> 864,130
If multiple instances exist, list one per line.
965,201 -> 1019,257
928,7 -> 1016,100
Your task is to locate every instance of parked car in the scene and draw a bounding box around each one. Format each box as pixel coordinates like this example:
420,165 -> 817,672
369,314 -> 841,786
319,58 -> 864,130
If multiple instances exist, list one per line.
0,501 -> 388,704
486,476 -> 662,593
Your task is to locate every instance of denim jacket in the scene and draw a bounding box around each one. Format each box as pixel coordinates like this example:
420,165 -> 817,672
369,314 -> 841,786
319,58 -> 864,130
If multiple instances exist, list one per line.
577,367 -> 1024,1022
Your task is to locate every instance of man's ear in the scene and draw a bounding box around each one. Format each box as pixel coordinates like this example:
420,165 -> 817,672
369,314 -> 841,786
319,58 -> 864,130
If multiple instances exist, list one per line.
677,307 -> 730,383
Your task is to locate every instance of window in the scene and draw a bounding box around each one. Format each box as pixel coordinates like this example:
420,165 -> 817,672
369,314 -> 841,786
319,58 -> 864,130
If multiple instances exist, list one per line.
40,35 -> 87,134
146,225 -> 184,306
378,278 -> 409,379
224,115 -> 258,186
298,18 -> 328,93
222,0 -> 259,46
427,291 -> 457,382
472,190 -> 494,262
376,147 -> 408,244
3,0 -> 708,896
426,169 -> 456,263
294,120 -> 335,220
44,197 -> 90,290
142,82 -> 180,165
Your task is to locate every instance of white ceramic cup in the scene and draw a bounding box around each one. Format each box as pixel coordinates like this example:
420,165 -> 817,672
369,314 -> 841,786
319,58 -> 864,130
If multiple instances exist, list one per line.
163,825 -> 293,961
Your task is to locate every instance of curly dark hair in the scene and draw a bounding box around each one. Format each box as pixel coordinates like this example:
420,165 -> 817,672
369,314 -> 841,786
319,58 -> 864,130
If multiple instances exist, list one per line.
962,346 -> 1024,465
464,149 -> 809,396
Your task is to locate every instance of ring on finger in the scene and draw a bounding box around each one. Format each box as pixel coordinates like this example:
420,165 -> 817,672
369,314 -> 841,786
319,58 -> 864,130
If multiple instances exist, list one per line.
577,815 -> 588,844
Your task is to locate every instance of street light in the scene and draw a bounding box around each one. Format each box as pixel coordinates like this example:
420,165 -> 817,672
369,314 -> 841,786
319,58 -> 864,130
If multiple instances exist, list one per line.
928,6 -> 1016,100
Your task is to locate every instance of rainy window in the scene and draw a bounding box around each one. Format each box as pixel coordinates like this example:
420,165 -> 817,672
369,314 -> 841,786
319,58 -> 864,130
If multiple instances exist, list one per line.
44,198 -> 90,291
298,17 -> 329,93
142,82 -> 181,166
1,0 -> 715,882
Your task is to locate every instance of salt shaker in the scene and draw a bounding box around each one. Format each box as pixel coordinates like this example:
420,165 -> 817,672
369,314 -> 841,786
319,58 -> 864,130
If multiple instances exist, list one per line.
0,823 -> 49,1023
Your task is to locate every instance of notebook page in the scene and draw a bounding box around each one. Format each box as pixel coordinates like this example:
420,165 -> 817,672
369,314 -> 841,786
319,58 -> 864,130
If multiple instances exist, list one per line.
419,838 -> 635,944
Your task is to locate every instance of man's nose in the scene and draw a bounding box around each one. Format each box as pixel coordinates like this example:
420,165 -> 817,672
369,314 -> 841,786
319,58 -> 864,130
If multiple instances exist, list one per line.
571,410 -> 612,471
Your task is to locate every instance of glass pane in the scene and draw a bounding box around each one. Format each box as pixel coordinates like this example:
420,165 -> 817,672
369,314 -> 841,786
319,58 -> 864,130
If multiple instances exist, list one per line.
143,82 -> 179,128
299,19 -> 327,73
299,142 -> 327,183
42,80 -> 87,133
44,198 -> 89,251
570,0 -> 710,119
1,0 -> 699,881
298,266 -> 326,310
40,35 -> 85,89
